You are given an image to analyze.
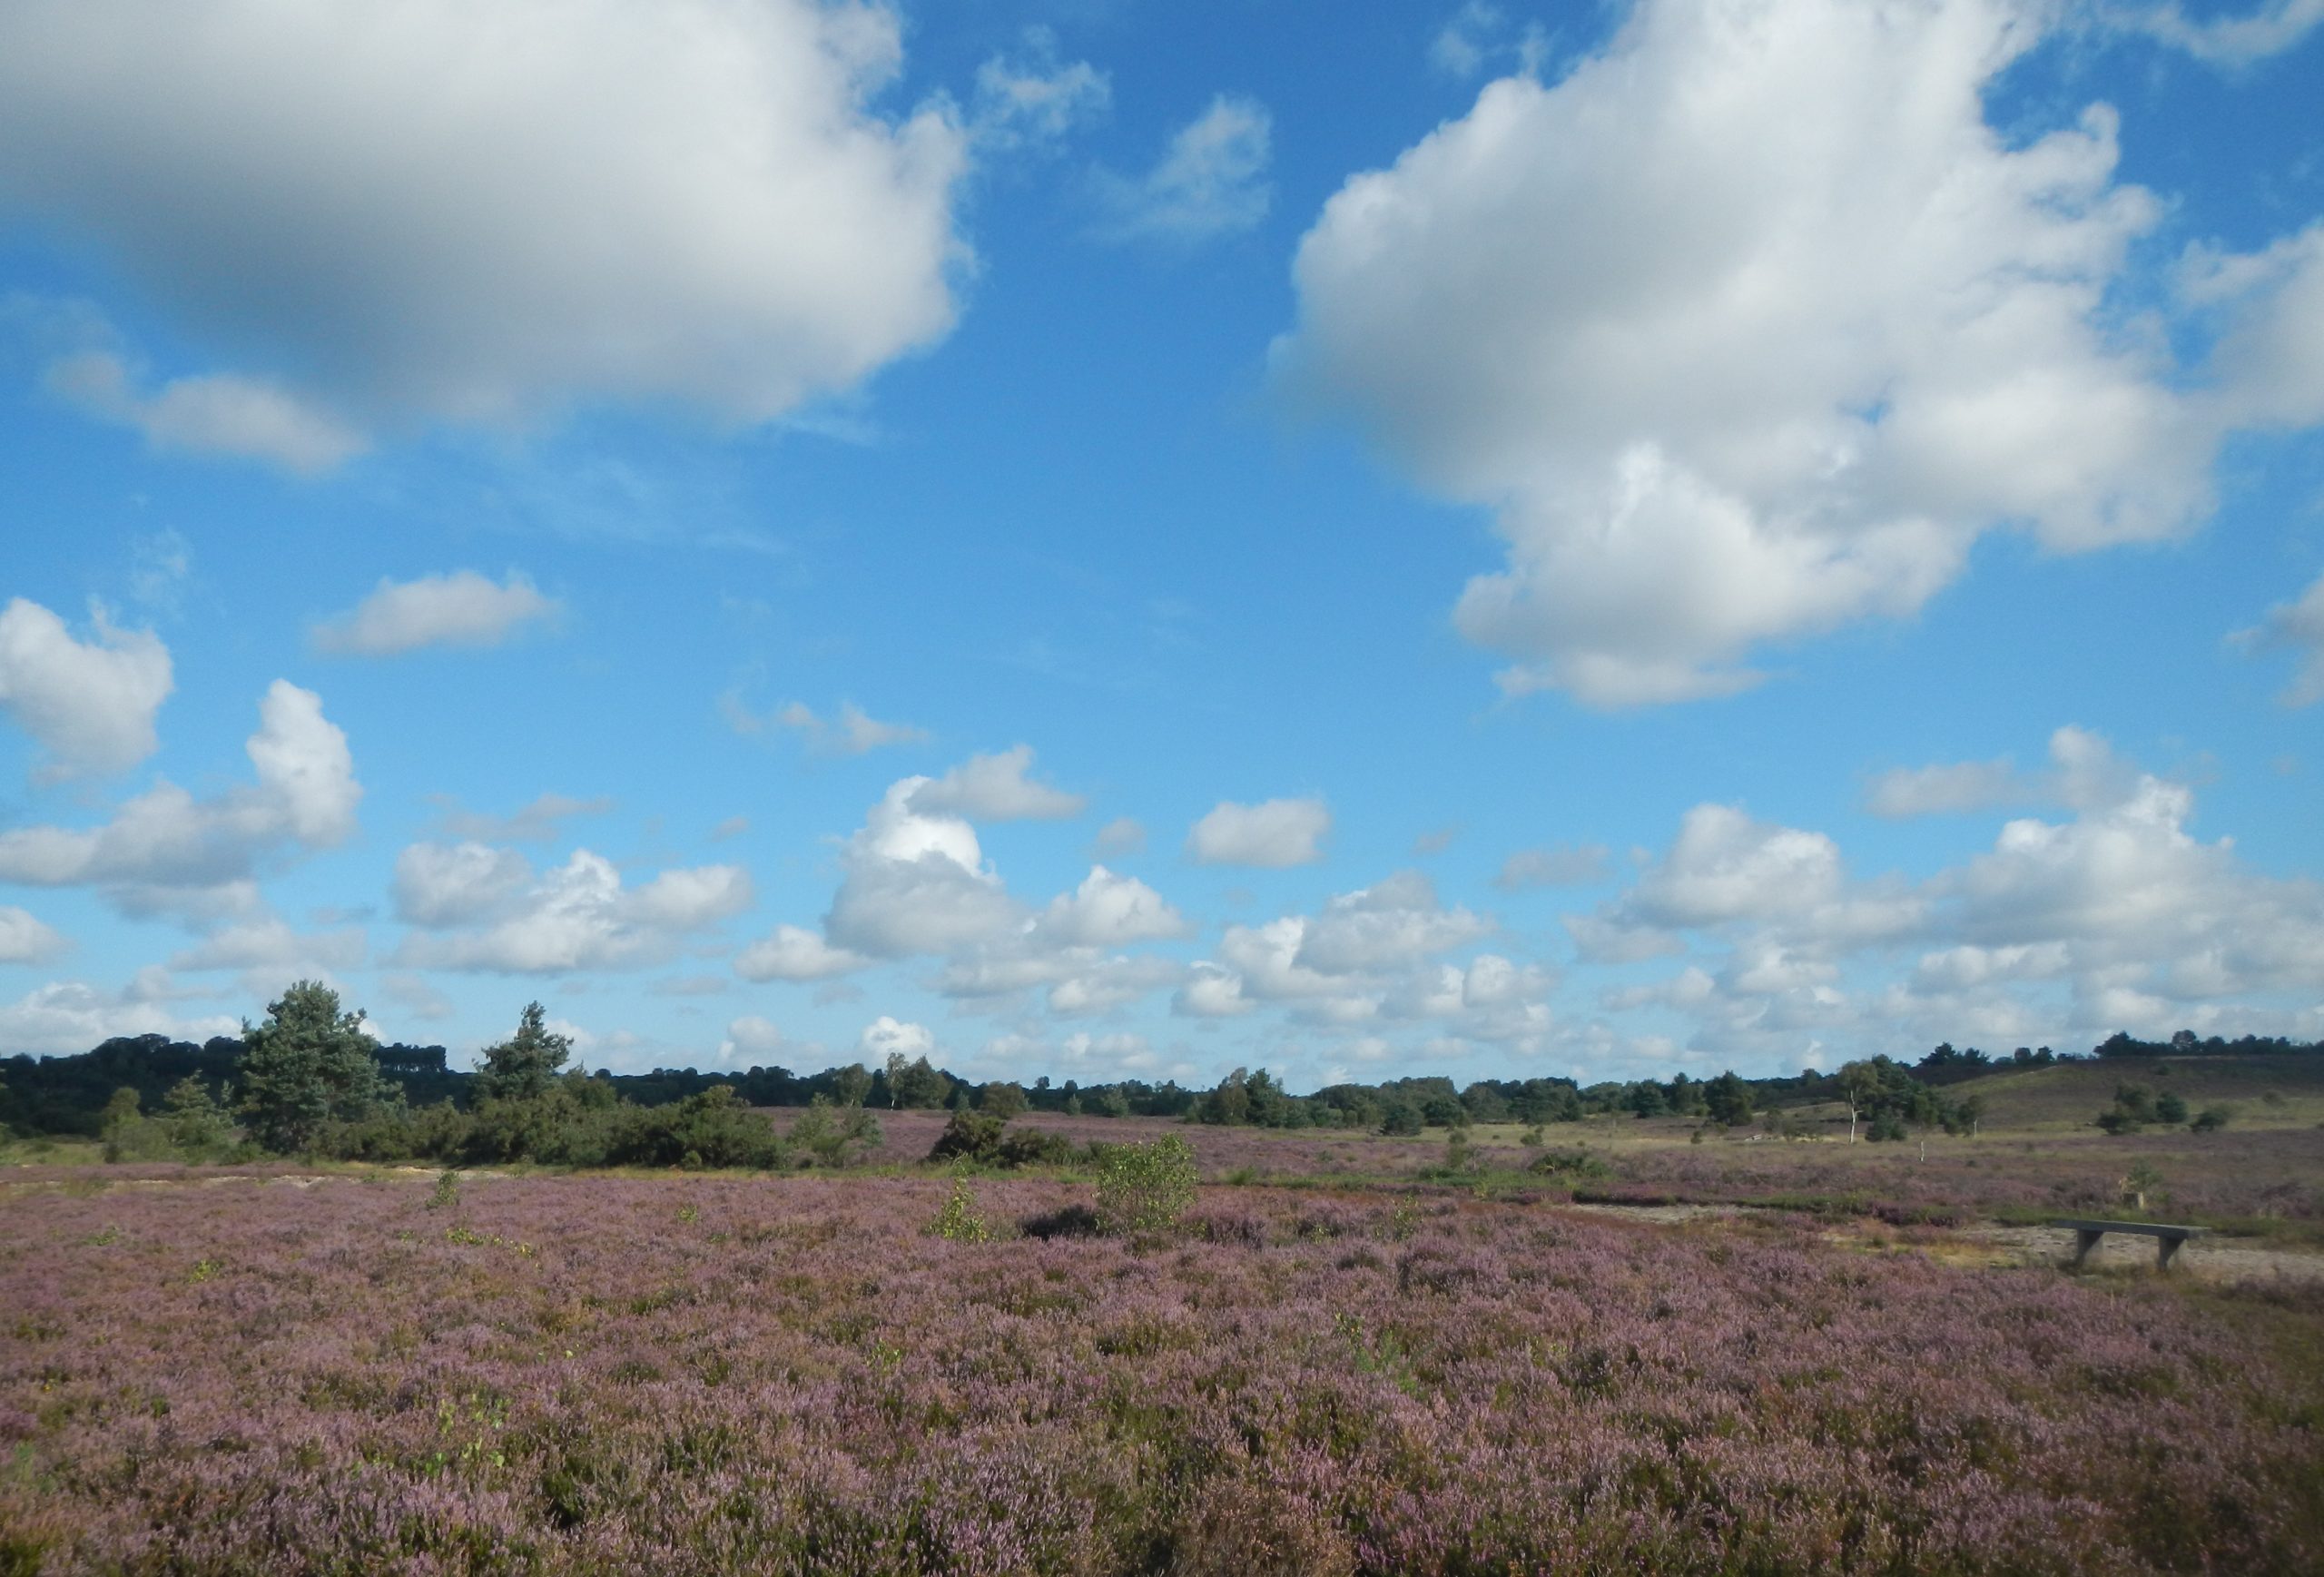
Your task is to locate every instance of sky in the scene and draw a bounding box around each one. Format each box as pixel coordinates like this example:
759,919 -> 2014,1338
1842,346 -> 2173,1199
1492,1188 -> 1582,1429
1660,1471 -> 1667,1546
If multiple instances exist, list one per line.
1,0 -> 2321,1092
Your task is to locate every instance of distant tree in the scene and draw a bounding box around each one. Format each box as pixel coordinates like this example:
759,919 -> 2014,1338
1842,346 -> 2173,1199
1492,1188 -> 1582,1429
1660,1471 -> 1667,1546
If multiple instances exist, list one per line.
979,1081 -> 1029,1119
1420,1092 -> 1470,1129
829,1063 -> 873,1108
2155,1090 -> 2190,1126
239,981 -> 391,1154
1461,1084 -> 1510,1124
1836,1061 -> 1881,1143
885,1054 -> 951,1109
1627,1081 -> 1669,1119
160,1076 -> 238,1158
1703,1071 -> 1755,1128
1095,1086 -> 1132,1119
474,1002 -> 572,1104
1378,1099 -> 1423,1137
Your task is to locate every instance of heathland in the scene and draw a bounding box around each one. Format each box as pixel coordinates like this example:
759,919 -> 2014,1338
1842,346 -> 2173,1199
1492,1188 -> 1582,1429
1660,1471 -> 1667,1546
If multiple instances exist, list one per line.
5,1038 -> 2323,1573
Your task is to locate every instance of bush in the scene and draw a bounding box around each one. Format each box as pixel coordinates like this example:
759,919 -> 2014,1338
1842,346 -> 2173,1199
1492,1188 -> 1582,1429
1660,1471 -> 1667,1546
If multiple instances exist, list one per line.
2155,1090 -> 2190,1126
927,1176 -> 990,1242
2191,1104 -> 2232,1133
1528,1148 -> 1610,1181
605,1087 -> 786,1169
1094,1134 -> 1197,1236
929,1109 -> 1006,1163
927,1111 -> 1076,1168
1378,1099 -> 1423,1137
789,1098 -> 881,1167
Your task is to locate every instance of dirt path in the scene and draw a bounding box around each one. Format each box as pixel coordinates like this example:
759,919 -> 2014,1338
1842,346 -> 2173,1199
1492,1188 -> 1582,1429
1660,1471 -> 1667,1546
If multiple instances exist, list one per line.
1964,1222 -> 2324,1283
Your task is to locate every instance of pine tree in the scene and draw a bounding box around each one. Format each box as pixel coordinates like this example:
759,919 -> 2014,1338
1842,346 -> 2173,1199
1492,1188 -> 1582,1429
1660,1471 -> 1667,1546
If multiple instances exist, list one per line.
239,981 -> 389,1153
475,1001 -> 572,1103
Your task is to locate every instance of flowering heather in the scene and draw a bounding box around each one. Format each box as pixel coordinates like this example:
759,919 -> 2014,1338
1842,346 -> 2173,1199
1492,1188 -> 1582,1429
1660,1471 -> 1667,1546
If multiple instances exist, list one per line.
3,1172 -> 2319,1573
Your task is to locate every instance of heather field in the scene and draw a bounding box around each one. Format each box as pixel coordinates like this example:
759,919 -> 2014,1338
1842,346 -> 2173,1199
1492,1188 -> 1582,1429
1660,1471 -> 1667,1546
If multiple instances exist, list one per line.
5,1168 -> 2324,1574
782,1099 -> 2324,1242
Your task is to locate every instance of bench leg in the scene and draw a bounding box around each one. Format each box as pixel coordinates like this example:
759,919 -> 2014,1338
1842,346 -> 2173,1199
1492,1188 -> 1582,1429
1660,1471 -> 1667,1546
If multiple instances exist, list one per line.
2157,1236 -> 2183,1271
2071,1229 -> 2102,1267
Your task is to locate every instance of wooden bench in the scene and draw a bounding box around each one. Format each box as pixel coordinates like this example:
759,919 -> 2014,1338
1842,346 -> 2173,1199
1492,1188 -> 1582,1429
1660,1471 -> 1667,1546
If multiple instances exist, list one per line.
2049,1218 -> 2207,1271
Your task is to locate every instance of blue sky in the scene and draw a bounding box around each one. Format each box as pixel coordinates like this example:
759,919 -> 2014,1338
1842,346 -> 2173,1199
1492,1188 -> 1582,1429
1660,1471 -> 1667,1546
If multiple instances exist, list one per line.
2,0 -> 2320,1089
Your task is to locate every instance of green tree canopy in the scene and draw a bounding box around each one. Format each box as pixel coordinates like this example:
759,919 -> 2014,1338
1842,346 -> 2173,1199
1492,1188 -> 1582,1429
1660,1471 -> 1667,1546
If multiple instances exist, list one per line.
474,1001 -> 573,1104
239,981 -> 390,1153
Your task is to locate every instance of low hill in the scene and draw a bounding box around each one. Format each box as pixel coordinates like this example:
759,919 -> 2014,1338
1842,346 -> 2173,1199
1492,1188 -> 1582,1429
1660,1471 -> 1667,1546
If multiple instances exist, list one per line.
1940,1052 -> 2324,1134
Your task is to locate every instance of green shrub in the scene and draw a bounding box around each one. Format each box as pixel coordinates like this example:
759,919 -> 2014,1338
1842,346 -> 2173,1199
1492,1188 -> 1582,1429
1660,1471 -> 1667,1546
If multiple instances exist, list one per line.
2191,1104 -> 2232,1133
1527,1148 -> 1610,1181
1094,1134 -> 1196,1236
789,1098 -> 882,1167
928,1176 -> 990,1242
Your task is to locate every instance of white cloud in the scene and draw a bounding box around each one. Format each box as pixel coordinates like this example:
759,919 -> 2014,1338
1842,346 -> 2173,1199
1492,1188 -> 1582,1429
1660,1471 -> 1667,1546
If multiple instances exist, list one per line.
1865,725 -> 2138,817
825,778 -> 1022,956
1865,757 -> 2025,819
1429,3 -> 1547,79
1172,962 -> 1254,1018
435,792 -> 613,843
1091,816 -> 1147,856
169,917 -> 365,973
1294,871 -> 1491,973
2182,222 -> 2324,429
1035,865 -> 1191,947
858,1014 -> 935,1061
393,842 -> 536,927
728,695 -> 930,754
0,597 -> 172,781
393,848 -> 751,973
1095,95 -> 1272,243
2234,567 -> 2324,706
0,906 -> 67,963
1573,732 -> 2324,1061
734,923 -> 867,983
1186,796 -> 1330,867
908,744 -> 1086,821
1492,843 -> 1609,890
2115,0 -> 2324,65
719,1013 -> 787,1065
970,28 -> 1109,149
45,349 -> 363,473
0,979 -> 239,1056
1274,0 -> 2313,706
0,679 -> 359,908
312,570 -> 560,656
0,0 -> 968,445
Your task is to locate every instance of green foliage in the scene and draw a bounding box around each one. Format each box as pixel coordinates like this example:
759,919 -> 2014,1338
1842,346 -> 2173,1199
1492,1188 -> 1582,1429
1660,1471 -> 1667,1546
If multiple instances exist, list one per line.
928,1176 -> 990,1242
1094,1133 -> 1196,1236
159,1076 -> 238,1158
884,1053 -> 951,1109
978,1081 -> 1029,1119
2191,1104 -> 2233,1133
828,1063 -> 873,1108
426,1169 -> 462,1211
100,1088 -> 172,1163
2099,1081 -> 2162,1134
1378,1099 -> 1423,1137
239,981 -> 393,1154
2155,1090 -> 2191,1126
1528,1148 -> 1611,1181
473,1001 -> 571,1103
1703,1070 -> 1755,1128
927,1109 -> 1076,1168
789,1097 -> 882,1168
